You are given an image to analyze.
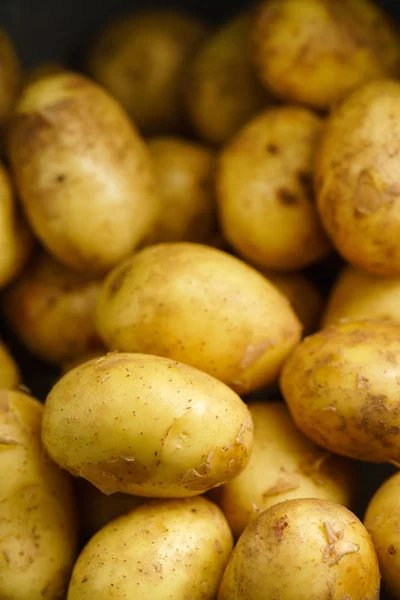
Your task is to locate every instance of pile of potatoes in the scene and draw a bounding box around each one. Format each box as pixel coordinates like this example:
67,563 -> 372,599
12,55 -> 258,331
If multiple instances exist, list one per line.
4,0 -> 400,598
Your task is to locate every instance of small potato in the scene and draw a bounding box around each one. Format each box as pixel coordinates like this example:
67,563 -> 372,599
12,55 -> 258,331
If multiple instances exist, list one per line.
3,252 -> 104,364
0,342 -> 20,389
217,107 -> 330,271
96,243 -> 302,394
42,352 -> 254,497
0,391 -> 77,600
87,9 -> 208,134
281,320 -> 400,463
0,27 -> 22,128
68,497 -> 233,600
252,0 -> 400,110
8,72 -> 158,274
184,12 -> 268,146
218,498 -> 380,600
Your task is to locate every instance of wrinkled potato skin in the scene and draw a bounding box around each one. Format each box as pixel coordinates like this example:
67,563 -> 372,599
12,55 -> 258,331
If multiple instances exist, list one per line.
68,497 -> 233,600
0,343 -> 20,389
185,13 -> 268,146
0,28 -> 22,127
96,243 -> 302,394
281,321 -> 400,462
8,72 -> 157,274
252,0 -> 400,110
218,498 -> 380,600
217,107 -> 330,271
87,10 -> 208,134
42,352 -> 254,497
0,391 -> 77,600
218,402 -> 355,538
3,253 -> 104,364
316,80 -> 400,276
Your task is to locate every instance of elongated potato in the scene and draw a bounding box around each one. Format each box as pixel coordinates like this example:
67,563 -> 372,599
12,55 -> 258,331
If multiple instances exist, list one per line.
0,343 -> 20,389
0,27 -> 22,128
0,391 -> 77,600
42,352 -> 254,497
8,72 -> 158,273
96,243 -> 302,394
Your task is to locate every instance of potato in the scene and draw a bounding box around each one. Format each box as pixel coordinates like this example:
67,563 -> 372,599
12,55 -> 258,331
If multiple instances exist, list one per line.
95,243 -> 302,394
281,320 -> 400,463
218,498 -> 380,600
252,0 -> 400,110
0,391 -> 77,600
217,107 -> 330,271
184,12 -> 268,146
0,343 -> 20,389
0,27 -> 22,128
87,9 -> 208,134
68,497 -> 233,600
25,61 -> 66,85
3,252 -> 104,364
8,72 -> 158,274
316,79 -> 400,276
42,352 -> 254,497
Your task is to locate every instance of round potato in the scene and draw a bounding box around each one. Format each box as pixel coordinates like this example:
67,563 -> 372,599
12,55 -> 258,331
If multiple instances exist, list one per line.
3,252 -> 104,364
217,107 -> 330,271
68,497 -> 233,600
0,391 -> 77,600
281,320 -> 400,463
8,72 -> 158,274
42,352 -> 254,497
87,9 -> 208,134
0,27 -> 22,128
252,0 -> 400,110
184,12 -> 268,146
0,343 -> 20,389
95,243 -> 302,394
218,498 -> 380,600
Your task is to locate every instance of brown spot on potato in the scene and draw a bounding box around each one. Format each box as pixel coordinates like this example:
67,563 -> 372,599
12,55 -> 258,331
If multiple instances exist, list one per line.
388,545 -> 396,555
298,171 -> 313,199
273,516 -> 289,542
266,143 -> 279,154
109,263 -> 131,297
278,188 -> 298,206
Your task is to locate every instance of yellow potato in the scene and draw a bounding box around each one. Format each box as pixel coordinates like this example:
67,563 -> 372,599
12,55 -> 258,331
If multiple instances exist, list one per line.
0,343 -> 21,389
218,498 -> 380,600
8,72 -> 158,274
3,252 -> 104,364
96,243 -> 302,394
281,320 -> 400,462
42,352 -> 254,497
252,0 -> 400,110
25,61 -> 66,85
184,12 -> 268,146
217,107 -> 330,271
87,9 -> 208,134
68,497 -> 233,600
0,27 -> 22,128
0,391 -> 77,600
317,79 -> 400,276
217,401 -> 355,538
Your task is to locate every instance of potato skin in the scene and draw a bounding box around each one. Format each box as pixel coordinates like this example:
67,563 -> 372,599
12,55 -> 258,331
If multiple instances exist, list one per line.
0,343 -> 21,389
218,498 -> 380,600
281,320 -> 400,462
252,0 -> 400,110
8,72 -> 158,273
0,391 -> 77,600
0,28 -> 22,128
96,243 -> 302,394
42,352 -> 254,497
217,107 -> 330,271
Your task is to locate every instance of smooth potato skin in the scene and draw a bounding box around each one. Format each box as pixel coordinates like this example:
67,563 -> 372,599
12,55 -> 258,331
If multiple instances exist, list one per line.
0,28 -> 22,127
96,243 -> 302,394
0,343 -> 20,389
218,498 -> 380,600
8,72 -> 158,273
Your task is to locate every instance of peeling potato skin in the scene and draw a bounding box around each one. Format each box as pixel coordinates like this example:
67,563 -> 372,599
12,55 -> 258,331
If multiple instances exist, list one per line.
95,243 -> 302,395
281,320 -> 400,463
0,27 -> 22,128
42,352 -> 254,497
218,498 -> 380,600
0,343 -> 21,390
0,391 -> 78,600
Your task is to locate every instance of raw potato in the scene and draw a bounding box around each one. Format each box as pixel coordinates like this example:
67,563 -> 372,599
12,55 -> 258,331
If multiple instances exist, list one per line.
252,0 -> 400,110
3,252 -> 104,364
316,79 -> 400,276
68,497 -> 233,600
42,352 -> 254,497
0,391 -> 77,600
218,498 -> 380,600
185,12 -> 268,146
281,320 -> 400,463
217,107 -> 330,271
96,243 -> 302,394
0,343 -> 20,389
217,402 -> 355,538
0,27 -> 22,128
8,72 -> 158,273
87,9 -> 208,134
